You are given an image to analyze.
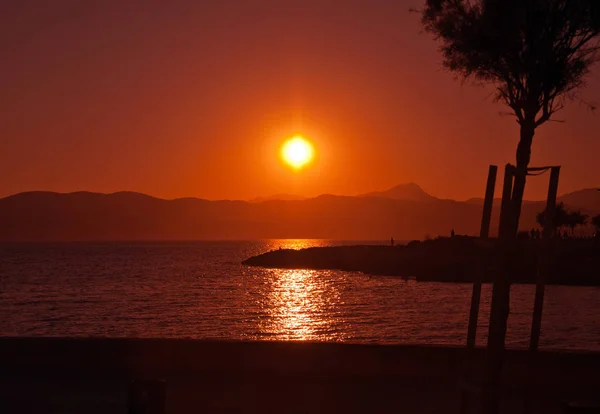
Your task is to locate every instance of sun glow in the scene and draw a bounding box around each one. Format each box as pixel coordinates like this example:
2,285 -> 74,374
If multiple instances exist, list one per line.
281,136 -> 314,170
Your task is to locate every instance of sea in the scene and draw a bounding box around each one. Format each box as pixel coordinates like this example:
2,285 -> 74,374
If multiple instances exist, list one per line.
1,240 -> 599,351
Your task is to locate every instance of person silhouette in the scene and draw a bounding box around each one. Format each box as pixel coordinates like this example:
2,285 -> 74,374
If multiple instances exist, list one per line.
530,228 -> 536,239
451,229 -> 455,238
391,237 -> 394,246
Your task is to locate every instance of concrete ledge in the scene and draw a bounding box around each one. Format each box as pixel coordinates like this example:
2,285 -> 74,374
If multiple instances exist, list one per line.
1,337 -> 599,385
2,338 -> 599,413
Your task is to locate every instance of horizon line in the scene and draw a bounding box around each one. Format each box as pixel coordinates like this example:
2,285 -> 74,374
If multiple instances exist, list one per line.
1,186 -> 597,204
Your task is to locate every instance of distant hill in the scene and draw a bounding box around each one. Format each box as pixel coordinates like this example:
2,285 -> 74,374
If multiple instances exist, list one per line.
558,189 -> 600,212
465,188 -> 600,212
359,183 -> 437,201
249,194 -> 307,203
0,187 -> 598,241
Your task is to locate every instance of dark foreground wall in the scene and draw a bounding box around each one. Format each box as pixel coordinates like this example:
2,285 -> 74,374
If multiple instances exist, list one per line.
1,338 -> 599,413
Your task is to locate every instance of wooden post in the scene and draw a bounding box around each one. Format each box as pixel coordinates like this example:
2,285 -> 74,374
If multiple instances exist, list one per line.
523,166 -> 560,414
466,165 -> 497,349
460,166 -> 497,414
483,164 -> 515,414
497,164 -> 516,239
479,165 -> 498,240
530,166 -> 560,351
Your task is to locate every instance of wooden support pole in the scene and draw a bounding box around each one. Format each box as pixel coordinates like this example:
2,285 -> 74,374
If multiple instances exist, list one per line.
479,166 -> 498,240
466,165 -> 497,349
497,164 -> 516,240
460,166 -> 497,414
530,166 -> 560,352
523,166 -> 560,414
483,164 -> 515,414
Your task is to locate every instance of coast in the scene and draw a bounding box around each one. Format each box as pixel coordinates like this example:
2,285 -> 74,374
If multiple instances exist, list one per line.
243,236 -> 600,286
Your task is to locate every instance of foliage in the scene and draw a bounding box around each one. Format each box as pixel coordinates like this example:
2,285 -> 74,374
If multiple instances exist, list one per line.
566,210 -> 588,233
422,0 -> 600,126
592,214 -> 600,231
536,201 -> 569,231
536,202 -> 588,234
422,0 -> 600,239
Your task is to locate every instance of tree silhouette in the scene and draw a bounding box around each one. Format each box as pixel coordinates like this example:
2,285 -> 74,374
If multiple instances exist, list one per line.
422,0 -> 600,234
591,214 -> 600,233
536,201 -> 569,235
537,203 -> 588,236
421,3 -> 600,411
566,210 -> 588,235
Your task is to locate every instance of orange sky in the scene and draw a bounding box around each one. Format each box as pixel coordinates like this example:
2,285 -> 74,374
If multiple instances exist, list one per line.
2,0 -> 600,201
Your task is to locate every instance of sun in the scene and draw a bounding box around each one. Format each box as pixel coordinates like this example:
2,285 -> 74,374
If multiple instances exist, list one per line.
281,136 -> 314,170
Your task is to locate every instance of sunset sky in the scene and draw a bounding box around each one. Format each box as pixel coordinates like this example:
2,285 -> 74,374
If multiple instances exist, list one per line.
2,0 -> 600,201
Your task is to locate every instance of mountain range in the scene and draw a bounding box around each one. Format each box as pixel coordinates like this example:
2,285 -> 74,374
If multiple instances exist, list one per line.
1,184 -> 598,241
358,182 -> 439,202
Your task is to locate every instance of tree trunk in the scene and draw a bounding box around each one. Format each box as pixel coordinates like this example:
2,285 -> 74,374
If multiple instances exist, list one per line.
483,122 -> 535,414
510,121 -> 536,235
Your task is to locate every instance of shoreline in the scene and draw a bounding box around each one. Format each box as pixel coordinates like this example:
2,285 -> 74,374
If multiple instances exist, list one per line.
243,236 -> 600,286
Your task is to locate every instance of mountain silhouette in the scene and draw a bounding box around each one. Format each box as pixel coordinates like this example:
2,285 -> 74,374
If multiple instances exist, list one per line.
465,188 -> 600,212
359,183 -> 437,201
249,194 -> 307,203
0,187 -> 598,241
557,188 -> 600,212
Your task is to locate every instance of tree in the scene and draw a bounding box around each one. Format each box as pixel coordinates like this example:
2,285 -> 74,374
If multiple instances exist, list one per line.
421,2 -> 600,412
537,203 -> 588,236
422,0 -> 600,235
566,210 -> 588,235
536,201 -> 569,235
591,214 -> 600,233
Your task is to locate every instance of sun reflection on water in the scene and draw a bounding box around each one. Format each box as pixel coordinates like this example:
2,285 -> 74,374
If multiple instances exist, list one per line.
264,268 -> 342,341
266,239 -> 329,251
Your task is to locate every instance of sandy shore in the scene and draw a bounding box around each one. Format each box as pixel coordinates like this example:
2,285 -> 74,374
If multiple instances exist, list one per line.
1,337 -> 599,413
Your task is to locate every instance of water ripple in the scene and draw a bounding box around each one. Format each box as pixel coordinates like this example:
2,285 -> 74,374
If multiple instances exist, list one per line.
1,240 -> 599,350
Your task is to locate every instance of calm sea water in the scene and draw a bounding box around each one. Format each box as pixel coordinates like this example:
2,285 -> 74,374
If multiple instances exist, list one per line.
1,240 -> 599,351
